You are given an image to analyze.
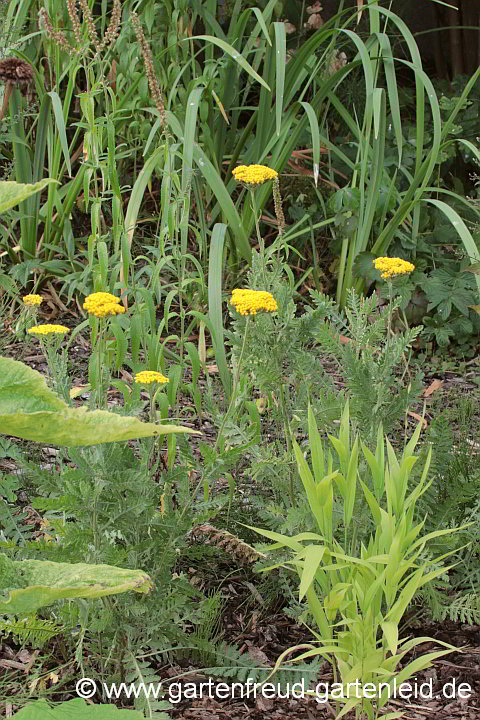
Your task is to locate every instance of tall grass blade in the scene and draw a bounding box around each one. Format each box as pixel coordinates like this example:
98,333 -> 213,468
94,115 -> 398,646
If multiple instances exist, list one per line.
208,223 -> 232,399
273,23 -> 286,138
423,199 -> 480,296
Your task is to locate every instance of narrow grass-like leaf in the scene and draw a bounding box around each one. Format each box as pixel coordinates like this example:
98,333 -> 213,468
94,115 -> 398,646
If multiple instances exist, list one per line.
188,36 -> 270,90
299,102 -> 321,187
208,223 -> 232,399
48,91 -> 72,177
424,198 -> 480,296
273,22 -> 286,137
252,7 -> 272,45
124,145 -> 164,250
192,145 -> 251,261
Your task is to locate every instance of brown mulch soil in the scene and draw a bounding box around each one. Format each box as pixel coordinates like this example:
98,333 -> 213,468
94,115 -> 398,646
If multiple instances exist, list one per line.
152,617 -> 480,720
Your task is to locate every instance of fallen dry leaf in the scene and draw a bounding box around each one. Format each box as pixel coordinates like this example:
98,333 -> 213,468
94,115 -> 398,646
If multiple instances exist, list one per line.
423,379 -> 444,397
407,411 -> 427,428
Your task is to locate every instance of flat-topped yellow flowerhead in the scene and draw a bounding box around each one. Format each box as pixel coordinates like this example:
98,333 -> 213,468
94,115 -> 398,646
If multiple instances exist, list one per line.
232,164 -> 278,186
23,294 -> 43,307
27,324 -> 70,336
135,371 -> 169,385
373,257 -> 415,280
230,289 -> 278,316
83,291 -> 125,318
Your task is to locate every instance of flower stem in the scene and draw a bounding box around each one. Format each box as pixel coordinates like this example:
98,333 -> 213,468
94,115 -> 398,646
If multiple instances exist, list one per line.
250,189 -> 267,286
215,316 -> 250,453
278,383 -> 296,507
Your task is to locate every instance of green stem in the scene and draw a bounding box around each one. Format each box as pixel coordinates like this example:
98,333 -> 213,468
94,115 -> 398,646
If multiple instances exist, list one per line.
385,280 -> 393,357
279,383 -> 295,507
214,317 -> 250,453
249,189 -> 267,287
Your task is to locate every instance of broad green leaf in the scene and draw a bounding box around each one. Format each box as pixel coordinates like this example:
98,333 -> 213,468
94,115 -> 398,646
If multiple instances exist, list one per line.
381,621 -> 398,656
299,544 -> 326,600
0,179 -> 59,213
0,554 -> 152,614
13,699 -> 144,718
0,357 -> 198,446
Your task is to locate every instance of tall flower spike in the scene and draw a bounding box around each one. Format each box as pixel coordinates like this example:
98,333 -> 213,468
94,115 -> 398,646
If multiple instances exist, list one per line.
272,177 -> 285,235
95,0 -> 122,55
38,7 -> 77,55
67,0 -> 83,47
130,12 -> 166,128
78,0 -> 99,48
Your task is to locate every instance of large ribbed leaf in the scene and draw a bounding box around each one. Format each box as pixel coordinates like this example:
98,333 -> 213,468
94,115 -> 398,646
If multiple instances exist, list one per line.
0,554 -> 152,614
0,357 -> 198,445
0,179 -> 58,213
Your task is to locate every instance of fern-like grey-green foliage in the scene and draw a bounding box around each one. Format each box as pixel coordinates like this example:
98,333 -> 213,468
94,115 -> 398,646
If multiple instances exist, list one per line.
436,593 -> 480,625
227,249 -> 339,439
228,251 -> 424,444
125,656 -> 171,719
411,406 -> 480,625
0,616 -> 65,648
190,639 -> 322,688
309,288 -> 424,437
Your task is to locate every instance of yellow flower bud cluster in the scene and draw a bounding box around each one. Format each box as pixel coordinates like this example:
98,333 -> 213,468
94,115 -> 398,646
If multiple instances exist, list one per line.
134,371 -> 169,385
83,292 -> 126,318
232,164 -> 278,186
230,289 -> 278,316
23,294 -> 43,307
373,257 -> 415,279
27,324 -> 70,336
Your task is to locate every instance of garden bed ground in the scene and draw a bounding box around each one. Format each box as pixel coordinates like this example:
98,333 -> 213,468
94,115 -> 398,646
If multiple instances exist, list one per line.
1,303 -> 479,719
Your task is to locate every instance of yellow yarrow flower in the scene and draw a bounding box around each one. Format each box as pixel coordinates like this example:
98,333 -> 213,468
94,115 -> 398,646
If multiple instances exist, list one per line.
232,164 -> 278,186
23,294 -> 43,307
27,324 -> 70,336
83,292 -> 125,318
230,289 -> 278,316
373,257 -> 415,280
135,371 -> 169,385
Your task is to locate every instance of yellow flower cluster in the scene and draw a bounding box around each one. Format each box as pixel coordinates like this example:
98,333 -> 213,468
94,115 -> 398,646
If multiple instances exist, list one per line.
373,257 -> 415,279
232,164 -> 278,186
135,371 -> 169,385
83,292 -> 125,318
27,324 -> 70,336
23,294 -> 43,307
230,289 -> 278,316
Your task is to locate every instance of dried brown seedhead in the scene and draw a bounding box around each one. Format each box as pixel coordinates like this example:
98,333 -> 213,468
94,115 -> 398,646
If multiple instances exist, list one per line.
189,524 -> 266,565
130,11 -> 165,128
0,58 -> 35,120
39,0 -> 122,58
0,58 -> 35,87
